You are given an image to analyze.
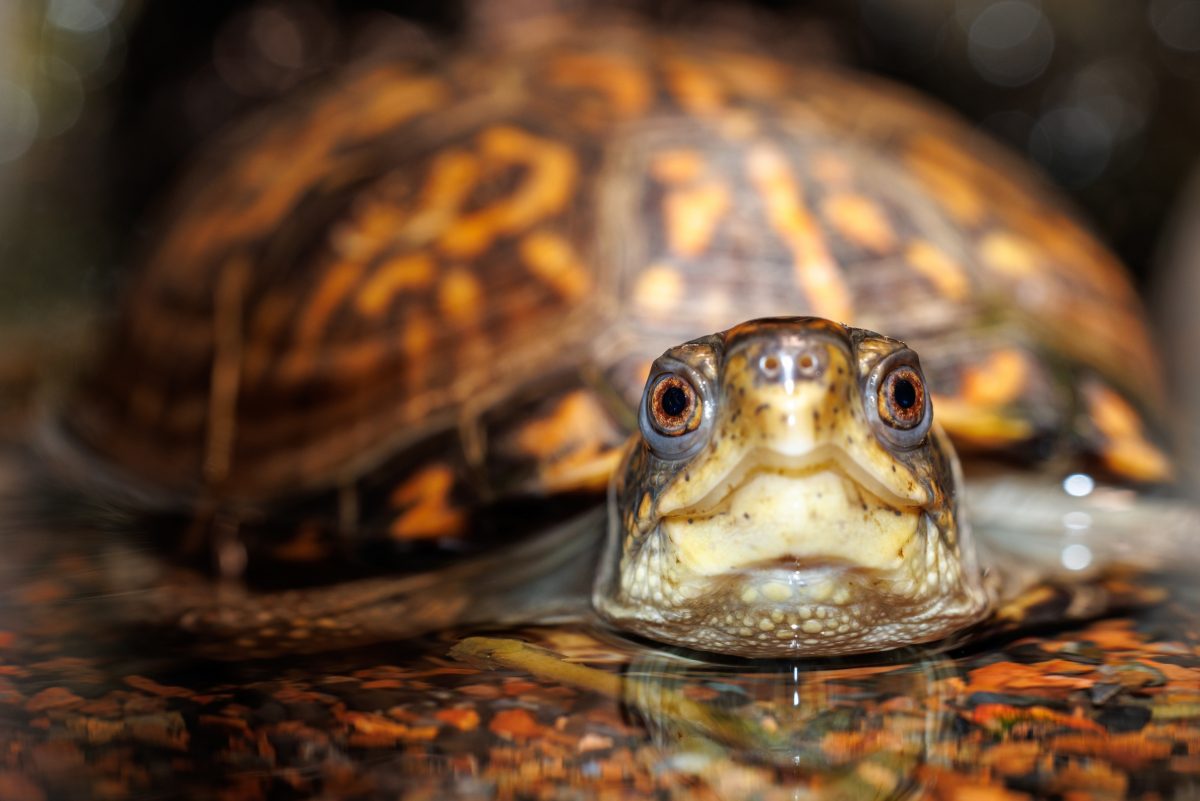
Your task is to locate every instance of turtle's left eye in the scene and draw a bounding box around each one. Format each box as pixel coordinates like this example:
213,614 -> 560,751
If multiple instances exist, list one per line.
866,351 -> 932,448
879,366 -> 925,430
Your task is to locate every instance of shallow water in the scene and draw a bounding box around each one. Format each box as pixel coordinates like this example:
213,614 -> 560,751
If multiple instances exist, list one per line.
2,459 -> 1200,800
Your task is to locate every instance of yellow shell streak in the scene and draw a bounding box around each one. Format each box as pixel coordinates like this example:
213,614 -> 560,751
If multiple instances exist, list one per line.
593,317 -> 993,658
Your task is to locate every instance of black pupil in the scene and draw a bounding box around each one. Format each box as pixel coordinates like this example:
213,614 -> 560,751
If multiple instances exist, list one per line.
892,377 -> 917,410
661,385 -> 689,417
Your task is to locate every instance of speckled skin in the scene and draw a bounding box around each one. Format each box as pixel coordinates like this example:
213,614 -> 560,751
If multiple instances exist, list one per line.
594,318 -> 993,657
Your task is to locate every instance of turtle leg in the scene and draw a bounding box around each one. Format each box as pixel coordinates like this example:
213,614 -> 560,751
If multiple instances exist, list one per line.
450,636 -> 770,749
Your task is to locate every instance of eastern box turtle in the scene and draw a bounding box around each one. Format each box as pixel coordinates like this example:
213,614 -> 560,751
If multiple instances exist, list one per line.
48,11 -> 1188,659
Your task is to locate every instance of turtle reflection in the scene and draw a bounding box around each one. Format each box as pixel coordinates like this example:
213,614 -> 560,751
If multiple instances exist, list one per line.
454,636 -> 957,800
623,650 -> 952,800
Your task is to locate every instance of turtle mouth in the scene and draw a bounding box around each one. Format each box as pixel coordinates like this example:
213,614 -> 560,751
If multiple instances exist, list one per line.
659,445 -> 921,520
612,447 -> 992,656
656,447 -> 925,581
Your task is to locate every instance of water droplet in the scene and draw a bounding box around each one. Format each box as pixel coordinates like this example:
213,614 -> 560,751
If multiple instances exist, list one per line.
1062,472 -> 1095,497
1061,543 -> 1093,571
1062,511 -> 1093,530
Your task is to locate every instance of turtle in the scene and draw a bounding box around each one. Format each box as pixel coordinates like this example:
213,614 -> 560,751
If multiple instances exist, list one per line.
46,10 -> 1189,660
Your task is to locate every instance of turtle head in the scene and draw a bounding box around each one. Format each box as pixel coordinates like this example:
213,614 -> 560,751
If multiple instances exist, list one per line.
593,317 -> 992,657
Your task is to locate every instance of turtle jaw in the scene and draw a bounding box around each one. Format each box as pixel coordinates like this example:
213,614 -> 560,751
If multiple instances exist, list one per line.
601,514 -> 992,659
655,446 -> 925,579
600,513 -> 993,657
597,450 -> 992,658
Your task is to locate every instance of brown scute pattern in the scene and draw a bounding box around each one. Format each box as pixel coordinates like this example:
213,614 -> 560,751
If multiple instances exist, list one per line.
68,14 -> 1166,507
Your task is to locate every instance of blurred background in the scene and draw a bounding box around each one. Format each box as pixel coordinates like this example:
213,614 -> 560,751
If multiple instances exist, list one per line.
1,0 -> 1198,479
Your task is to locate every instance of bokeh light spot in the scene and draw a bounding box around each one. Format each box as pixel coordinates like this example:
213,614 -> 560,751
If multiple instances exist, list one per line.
1061,543 -> 1093,571
1029,106 -> 1113,188
1062,473 -> 1095,497
46,0 -> 121,34
1150,0 -> 1200,51
967,0 -> 1055,87
0,80 -> 40,164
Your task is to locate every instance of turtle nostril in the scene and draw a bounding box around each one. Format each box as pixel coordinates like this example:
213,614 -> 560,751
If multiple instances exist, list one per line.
757,345 -> 826,381
796,348 -> 824,379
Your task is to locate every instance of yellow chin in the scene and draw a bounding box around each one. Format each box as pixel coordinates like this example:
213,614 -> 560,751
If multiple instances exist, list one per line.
662,462 -> 921,579
598,461 -> 990,657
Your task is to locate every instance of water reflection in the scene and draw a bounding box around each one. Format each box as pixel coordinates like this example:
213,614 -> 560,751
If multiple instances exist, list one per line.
623,650 -> 949,799
450,611 -> 1200,800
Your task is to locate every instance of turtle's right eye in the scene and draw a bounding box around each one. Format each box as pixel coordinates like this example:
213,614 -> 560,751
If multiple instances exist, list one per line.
639,363 -> 711,461
649,375 -> 698,436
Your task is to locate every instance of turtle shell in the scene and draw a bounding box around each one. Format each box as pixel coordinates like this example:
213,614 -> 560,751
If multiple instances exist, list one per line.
62,15 -> 1170,575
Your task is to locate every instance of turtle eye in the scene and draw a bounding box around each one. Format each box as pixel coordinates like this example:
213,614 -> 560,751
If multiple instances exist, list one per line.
639,363 -> 711,460
649,375 -> 698,436
866,351 -> 932,449
879,365 -> 926,430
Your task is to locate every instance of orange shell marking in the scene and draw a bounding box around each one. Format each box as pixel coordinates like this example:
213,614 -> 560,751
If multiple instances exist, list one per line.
547,53 -> 653,119
437,127 -> 578,260
438,268 -> 485,325
663,57 -> 725,116
519,231 -> 593,302
652,149 -> 732,259
403,150 -> 483,247
812,152 -> 854,188
664,182 -> 732,258
355,254 -> 436,318
297,261 -> 366,346
746,144 -> 852,322
823,193 -> 897,255
709,51 -> 790,99
330,199 -> 405,262
905,240 -> 970,301
513,391 -> 625,494
979,232 -> 1041,279
932,349 -> 1035,447
650,149 -> 705,184
633,265 -> 686,317
389,465 -> 467,541
903,134 -> 987,227
1084,383 -> 1172,483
